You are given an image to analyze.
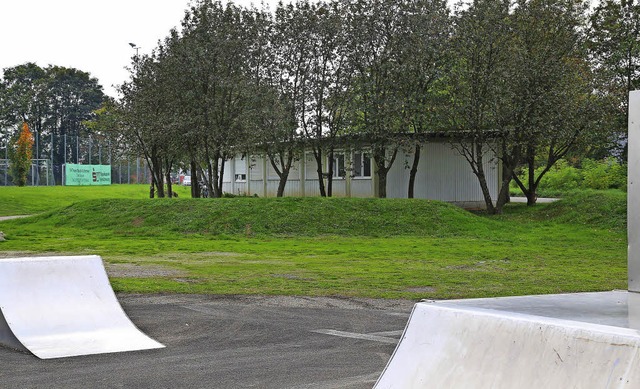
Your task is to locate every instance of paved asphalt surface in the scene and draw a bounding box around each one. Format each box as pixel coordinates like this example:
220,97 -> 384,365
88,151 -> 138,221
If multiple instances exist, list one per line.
0,294 -> 414,389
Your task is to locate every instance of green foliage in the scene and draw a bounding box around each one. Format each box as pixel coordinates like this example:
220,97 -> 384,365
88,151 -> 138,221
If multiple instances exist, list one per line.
8,122 -> 33,187
512,158 -> 627,196
581,158 -> 627,190
0,63 -> 105,185
589,0 -> 640,157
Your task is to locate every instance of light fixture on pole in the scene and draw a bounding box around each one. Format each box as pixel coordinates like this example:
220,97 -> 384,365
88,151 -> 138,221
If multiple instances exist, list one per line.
128,42 -> 139,57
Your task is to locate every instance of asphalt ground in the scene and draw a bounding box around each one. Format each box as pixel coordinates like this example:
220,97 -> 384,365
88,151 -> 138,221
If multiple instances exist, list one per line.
0,294 -> 414,389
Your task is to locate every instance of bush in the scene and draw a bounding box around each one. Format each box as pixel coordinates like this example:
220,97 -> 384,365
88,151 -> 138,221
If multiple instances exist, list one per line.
511,158 -> 627,197
582,158 -> 626,191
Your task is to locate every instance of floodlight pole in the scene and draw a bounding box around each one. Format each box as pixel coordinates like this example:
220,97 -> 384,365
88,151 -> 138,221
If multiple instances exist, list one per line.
629,90 -> 640,292
129,42 -> 140,58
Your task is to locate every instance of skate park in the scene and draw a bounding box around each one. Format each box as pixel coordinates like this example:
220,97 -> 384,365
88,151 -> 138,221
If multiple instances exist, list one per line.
0,91 -> 635,387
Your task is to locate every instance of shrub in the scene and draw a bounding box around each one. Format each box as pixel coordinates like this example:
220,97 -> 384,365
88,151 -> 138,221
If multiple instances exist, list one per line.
511,158 -> 627,197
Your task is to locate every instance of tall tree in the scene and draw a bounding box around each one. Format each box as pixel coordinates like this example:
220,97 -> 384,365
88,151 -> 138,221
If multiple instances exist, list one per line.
176,0 -> 254,197
344,0 -> 410,198
589,0 -> 640,158
447,0 -> 512,213
506,0 -> 596,206
396,0 -> 452,198
119,51 -> 177,198
244,6 -> 301,197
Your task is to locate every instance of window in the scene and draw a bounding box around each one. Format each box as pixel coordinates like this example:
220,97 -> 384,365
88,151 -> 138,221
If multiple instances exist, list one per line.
353,152 -> 371,178
332,154 -> 346,178
235,157 -> 247,182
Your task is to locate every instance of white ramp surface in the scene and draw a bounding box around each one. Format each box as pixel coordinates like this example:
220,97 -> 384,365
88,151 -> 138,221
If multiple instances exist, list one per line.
375,302 -> 640,388
0,255 -> 164,359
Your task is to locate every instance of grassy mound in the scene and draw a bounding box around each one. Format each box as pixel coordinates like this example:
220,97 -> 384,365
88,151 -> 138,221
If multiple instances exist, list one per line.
527,190 -> 626,232
23,197 -> 498,238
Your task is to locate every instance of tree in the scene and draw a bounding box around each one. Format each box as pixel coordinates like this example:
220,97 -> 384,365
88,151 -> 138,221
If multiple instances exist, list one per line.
268,1 -> 318,195
243,5 -> 301,198
45,66 -> 105,182
589,0 -> 640,159
0,63 -> 105,184
9,122 -> 34,186
175,0 -> 255,197
447,0 -> 512,214
344,0 -> 410,198
506,0 -> 596,206
396,0 -> 452,198
119,46 -> 180,198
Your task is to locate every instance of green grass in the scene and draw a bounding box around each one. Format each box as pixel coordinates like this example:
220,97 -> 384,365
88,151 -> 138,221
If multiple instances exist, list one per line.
0,186 -> 627,300
0,184 -> 192,216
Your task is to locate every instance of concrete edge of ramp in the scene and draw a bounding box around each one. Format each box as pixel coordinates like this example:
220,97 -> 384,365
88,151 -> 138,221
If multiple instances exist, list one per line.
0,255 -> 164,359
374,302 -> 640,388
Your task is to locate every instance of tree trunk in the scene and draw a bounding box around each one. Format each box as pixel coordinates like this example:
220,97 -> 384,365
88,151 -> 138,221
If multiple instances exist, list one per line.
327,149 -> 334,198
526,146 -> 536,206
151,157 -> 165,198
149,176 -> 155,199
494,166 -> 514,213
313,148 -> 326,197
166,170 -> 173,198
218,159 -> 226,197
473,143 -> 496,214
190,160 -> 200,198
269,152 -> 294,198
276,169 -> 290,197
373,146 -> 398,199
408,143 -> 421,199
209,158 -> 221,198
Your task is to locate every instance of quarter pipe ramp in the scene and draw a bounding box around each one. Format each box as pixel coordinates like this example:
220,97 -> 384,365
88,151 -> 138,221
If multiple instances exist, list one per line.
0,255 -> 164,359
375,301 -> 640,388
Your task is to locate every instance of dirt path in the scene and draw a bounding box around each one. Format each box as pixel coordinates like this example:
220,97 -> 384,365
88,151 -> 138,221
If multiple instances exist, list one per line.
0,215 -> 30,221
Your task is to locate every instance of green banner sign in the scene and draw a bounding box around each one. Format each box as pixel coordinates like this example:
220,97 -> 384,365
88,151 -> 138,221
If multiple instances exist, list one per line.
65,164 -> 111,186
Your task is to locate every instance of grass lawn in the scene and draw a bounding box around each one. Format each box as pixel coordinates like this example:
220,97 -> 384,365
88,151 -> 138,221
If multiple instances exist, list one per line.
0,186 -> 627,300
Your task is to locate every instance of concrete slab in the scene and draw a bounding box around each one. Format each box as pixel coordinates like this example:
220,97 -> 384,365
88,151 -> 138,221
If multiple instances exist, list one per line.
375,292 -> 640,388
442,290 -> 634,328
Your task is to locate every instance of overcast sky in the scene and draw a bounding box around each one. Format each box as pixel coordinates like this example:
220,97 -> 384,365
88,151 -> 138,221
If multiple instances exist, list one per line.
0,0 -> 278,97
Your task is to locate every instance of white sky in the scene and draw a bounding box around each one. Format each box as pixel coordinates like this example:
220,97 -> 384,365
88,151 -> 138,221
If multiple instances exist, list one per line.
0,0 -> 277,98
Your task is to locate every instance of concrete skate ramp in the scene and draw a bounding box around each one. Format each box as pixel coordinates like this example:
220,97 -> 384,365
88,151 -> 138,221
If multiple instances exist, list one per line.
0,255 -> 164,359
375,302 -> 640,388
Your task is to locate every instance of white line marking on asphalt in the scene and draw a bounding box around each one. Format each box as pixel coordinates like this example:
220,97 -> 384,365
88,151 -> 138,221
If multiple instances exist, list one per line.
386,312 -> 410,317
287,372 -> 380,389
312,329 -> 399,344
369,330 -> 404,337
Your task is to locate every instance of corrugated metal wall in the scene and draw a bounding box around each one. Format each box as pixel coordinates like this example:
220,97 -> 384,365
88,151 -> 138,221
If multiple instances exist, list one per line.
216,141 -> 499,206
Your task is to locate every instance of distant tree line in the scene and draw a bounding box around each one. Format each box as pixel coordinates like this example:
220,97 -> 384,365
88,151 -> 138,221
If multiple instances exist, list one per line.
0,63 -> 105,184
1,0 -> 638,214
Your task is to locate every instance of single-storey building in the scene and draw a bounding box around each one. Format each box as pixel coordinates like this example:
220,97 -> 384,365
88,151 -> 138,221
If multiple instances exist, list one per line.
219,138 -> 501,209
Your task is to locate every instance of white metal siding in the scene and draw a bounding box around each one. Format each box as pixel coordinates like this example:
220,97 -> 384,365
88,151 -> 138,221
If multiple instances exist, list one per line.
216,141 -> 499,206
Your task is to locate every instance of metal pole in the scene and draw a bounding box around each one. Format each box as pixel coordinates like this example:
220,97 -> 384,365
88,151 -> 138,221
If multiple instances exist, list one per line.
4,140 -> 8,186
628,90 -> 640,291
35,130 -> 39,185
76,136 -> 79,164
4,136 -> 9,186
50,133 -> 54,186
89,135 -> 92,165
128,160 -> 131,184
